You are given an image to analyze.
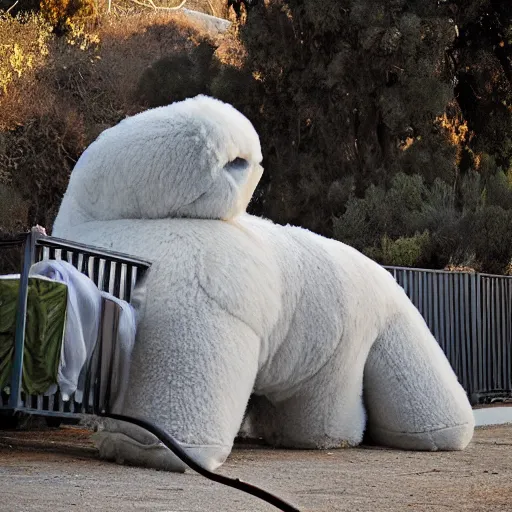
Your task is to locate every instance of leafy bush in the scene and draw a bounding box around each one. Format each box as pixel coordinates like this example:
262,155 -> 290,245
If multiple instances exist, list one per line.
378,231 -> 431,268
210,0 -> 512,273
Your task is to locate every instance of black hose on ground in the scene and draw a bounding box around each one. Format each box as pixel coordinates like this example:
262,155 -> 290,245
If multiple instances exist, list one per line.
100,412 -> 301,512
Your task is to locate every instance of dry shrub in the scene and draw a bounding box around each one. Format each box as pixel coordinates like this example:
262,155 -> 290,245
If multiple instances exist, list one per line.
40,0 -> 98,30
0,181 -> 30,273
0,9 -> 217,243
97,0 -> 229,19
444,264 -> 477,273
0,111 -> 86,226
0,12 -> 53,116
95,11 -> 213,116
0,184 -> 29,234
185,0 -> 229,18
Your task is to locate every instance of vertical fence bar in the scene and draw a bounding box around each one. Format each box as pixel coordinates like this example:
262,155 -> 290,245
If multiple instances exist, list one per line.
438,273 -> 446,353
432,273 -> 439,342
504,279 -> 512,390
124,265 -> 133,303
448,274 -> 455,368
480,277 -> 489,390
9,232 -> 35,409
498,279 -> 505,391
427,273 -> 434,334
470,273 -> 478,398
418,271 -> 423,318
491,278 -> 497,390
459,273 -> 468,392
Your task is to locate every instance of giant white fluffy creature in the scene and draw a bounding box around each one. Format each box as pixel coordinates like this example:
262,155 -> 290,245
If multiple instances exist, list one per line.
52,95 -> 474,472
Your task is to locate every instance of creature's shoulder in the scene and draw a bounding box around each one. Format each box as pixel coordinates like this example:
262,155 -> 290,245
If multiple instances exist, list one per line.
191,217 -> 283,336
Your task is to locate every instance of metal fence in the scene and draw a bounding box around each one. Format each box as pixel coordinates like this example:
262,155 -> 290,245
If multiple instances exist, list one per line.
385,266 -> 512,403
0,229 -> 151,418
2,231 -> 510,407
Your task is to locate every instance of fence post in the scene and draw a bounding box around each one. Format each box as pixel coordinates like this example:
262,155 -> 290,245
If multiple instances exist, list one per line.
8,231 -> 35,409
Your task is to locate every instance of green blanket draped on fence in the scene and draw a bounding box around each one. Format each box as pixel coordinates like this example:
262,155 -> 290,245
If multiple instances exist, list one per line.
0,277 -> 67,395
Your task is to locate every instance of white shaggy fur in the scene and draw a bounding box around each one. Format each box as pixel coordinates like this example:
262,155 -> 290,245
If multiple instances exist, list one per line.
53,95 -> 474,472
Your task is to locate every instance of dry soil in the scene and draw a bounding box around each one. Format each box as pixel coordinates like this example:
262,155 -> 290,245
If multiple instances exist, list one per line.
0,424 -> 510,512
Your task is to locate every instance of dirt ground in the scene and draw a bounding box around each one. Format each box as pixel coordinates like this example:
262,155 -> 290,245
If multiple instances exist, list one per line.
0,424 -> 511,512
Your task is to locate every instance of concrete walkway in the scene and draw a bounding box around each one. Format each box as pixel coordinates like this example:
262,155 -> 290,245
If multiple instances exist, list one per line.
474,405 -> 512,426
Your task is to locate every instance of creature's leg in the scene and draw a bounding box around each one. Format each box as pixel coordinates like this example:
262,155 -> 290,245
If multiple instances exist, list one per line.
363,302 -> 474,451
94,296 -> 260,472
254,345 -> 370,449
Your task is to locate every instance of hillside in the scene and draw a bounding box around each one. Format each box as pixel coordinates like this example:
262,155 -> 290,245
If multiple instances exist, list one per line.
1,0 -> 512,274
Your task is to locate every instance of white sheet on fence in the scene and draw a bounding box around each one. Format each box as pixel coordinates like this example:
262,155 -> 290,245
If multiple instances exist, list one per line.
29,260 -> 136,409
30,260 -> 102,401
99,292 -> 137,414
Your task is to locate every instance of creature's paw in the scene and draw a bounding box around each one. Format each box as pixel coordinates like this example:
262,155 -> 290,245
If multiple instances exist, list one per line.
92,430 -> 231,472
93,431 -> 187,472
368,419 -> 475,452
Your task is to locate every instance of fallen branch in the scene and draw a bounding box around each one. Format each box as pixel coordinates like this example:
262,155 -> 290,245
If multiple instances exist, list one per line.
207,0 -> 217,16
6,0 -> 19,14
128,0 -> 188,10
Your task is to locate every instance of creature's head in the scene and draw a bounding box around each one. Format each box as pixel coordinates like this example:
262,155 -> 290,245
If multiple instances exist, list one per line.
60,95 -> 263,223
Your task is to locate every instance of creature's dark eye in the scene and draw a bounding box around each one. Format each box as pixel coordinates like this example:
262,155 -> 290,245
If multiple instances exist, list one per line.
224,157 -> 250,173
